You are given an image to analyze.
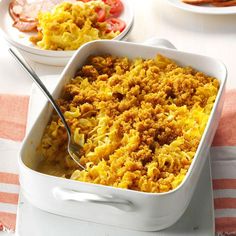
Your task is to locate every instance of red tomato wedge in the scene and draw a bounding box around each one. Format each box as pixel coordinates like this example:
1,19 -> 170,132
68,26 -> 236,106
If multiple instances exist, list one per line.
79,0 -> 124,19
105,17 -> 126,33
95,7 -> 106,22
78,0 -> 107,22
102,0 -> 124,17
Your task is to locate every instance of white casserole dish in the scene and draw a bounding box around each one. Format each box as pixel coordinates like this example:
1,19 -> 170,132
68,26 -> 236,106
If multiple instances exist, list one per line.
19,39 -> 227,231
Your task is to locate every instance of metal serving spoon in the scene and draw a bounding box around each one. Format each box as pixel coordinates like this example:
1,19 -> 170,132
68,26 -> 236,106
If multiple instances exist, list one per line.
9,48 -> 85,170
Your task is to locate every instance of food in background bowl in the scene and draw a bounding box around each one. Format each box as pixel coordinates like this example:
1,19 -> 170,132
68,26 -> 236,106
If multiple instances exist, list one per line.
9,0 -> 126,50
38,54 -> 219,193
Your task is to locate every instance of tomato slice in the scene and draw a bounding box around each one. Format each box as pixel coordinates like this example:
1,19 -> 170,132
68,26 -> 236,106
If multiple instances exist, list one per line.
102,0 -> 124,17
105,18 -> 126,33
78,0 -> 124,22
79,1 -> 107,22
95,7 -> 106,22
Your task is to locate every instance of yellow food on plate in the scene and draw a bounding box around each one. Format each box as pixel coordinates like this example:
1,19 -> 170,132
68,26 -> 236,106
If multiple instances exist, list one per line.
30,1 -> 119,50
38,54 -> 219,193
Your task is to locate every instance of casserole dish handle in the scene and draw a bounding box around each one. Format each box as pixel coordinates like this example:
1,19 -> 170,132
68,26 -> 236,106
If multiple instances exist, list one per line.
53,187 -> 134,212
143,38 -> 176,49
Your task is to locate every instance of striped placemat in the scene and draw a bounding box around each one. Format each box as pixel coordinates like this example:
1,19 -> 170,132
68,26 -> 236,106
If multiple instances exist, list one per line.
0,94 -> 28,232
0,90 -> 236,235
211,147 -> 236,235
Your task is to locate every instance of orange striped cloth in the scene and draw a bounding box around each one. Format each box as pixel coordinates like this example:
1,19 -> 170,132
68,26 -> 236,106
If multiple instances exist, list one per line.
211,148 -> 236,236
0,94 -> 29,232
212,90 -> 236,235
1,91 -> 236,234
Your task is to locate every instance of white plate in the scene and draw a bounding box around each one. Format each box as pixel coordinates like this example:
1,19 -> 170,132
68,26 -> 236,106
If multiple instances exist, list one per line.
0,0 -> 134,65
16,75 -> 214,235
167,0 -> 236,15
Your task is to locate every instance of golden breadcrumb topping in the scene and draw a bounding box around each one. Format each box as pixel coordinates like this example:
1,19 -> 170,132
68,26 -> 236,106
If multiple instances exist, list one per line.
38,54 -> 219,193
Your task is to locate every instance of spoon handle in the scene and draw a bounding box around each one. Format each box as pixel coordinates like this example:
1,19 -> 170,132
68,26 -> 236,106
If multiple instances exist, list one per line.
9,48 -> 71,136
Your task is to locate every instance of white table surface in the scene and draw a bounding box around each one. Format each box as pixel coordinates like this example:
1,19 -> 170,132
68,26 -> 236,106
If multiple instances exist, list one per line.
1,0 -> 236,235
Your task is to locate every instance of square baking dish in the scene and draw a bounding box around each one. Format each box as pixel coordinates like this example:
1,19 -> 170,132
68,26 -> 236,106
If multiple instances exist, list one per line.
19,39 -> 227,231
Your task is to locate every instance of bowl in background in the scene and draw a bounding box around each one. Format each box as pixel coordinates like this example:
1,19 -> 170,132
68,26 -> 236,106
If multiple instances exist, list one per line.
0,0 -> 134,66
